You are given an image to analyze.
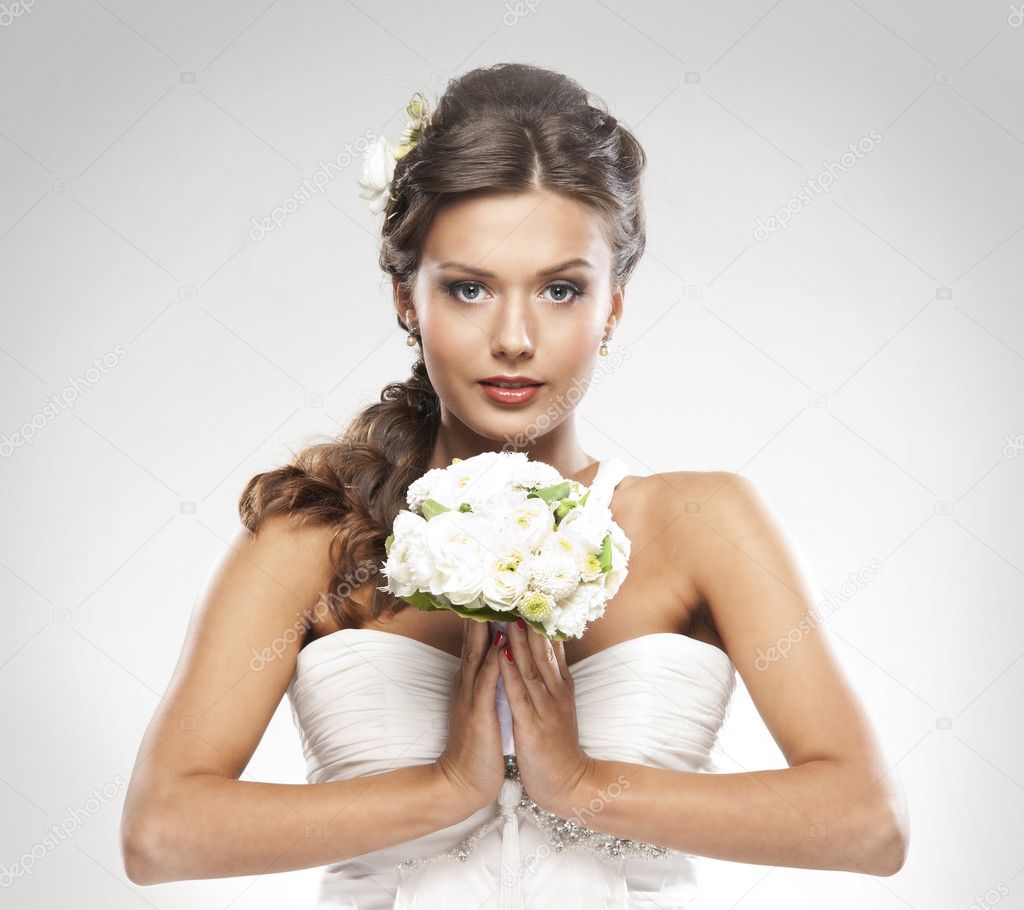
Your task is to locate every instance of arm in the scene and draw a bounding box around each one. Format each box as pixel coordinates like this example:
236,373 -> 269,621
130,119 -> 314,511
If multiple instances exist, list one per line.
119,514 -> 476,885
557,472 -> 910,876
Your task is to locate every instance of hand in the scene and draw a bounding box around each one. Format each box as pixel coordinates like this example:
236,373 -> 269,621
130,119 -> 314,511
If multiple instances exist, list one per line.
434,618 -> 506,812
498,619 -> 594,816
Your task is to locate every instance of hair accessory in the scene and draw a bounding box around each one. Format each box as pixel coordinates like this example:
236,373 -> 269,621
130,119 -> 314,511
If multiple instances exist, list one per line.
358,91 -> 432,217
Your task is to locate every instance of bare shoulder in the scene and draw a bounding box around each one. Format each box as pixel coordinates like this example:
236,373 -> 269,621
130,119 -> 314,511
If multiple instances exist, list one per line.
601,470 -> 741,641
223,512 -> 338,596
620,470 -> 776,639
635,468 -> 791,596
634,465 -> 765,522
619,469 -> 749,555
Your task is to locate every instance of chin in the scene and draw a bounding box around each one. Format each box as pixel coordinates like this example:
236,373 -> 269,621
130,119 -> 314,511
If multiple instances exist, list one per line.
454,403 -> 538,441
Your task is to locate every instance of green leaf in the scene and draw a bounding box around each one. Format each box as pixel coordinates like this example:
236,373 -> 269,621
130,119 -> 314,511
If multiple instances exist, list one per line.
384,533 -> 394,556
458,502 -> 472,512
400,592 -> 516,621
528,480 -> 572,505
447,602 -> 517,622
598,531 -> 612,572
420,498 -> 450,520
553,499 -> 578,524
400,590 -> 449,612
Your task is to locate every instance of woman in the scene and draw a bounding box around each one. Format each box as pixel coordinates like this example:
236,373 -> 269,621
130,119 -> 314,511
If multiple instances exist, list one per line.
119,62 -> 909,907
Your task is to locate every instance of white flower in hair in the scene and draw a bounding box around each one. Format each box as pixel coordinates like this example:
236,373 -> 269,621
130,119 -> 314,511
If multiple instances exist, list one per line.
357,134 -> 398,215
358,91 -> 431,217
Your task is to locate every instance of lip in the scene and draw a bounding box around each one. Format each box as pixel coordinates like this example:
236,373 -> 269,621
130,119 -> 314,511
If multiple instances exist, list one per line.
478,377 -> 544,406
478,375 -> 543,386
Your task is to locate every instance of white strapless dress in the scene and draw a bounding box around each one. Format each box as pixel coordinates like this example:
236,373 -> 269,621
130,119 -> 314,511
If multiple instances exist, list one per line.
286,458 -> 737,909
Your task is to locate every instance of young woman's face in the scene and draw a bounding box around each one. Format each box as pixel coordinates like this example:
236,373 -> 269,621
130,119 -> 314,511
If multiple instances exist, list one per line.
404,188 -> 623,442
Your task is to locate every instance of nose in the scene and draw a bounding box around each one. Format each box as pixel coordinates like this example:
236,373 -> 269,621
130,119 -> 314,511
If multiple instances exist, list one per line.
490,297 -> 535,360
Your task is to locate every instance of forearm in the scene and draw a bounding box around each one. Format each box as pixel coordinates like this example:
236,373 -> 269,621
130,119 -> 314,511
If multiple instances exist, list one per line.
125,763 -> 475,884
557,758 -> 900,875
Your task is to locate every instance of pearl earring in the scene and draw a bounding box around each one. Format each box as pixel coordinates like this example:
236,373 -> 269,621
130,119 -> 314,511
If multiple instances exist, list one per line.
599,337 -> 609,356
405,311 -> 418,346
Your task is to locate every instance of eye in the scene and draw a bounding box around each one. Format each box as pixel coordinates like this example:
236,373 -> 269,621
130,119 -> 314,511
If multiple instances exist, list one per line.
445,281 -> 490,303
544,282 -> 584,306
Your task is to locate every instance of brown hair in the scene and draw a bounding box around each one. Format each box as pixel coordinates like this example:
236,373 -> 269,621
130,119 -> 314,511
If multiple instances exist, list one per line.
239,62 -> 647,630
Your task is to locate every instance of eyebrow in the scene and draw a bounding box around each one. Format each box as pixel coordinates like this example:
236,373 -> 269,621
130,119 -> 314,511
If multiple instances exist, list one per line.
435,257 -> 594,278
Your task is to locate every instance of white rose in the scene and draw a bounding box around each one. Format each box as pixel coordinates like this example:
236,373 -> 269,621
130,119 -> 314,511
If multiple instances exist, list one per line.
380,510 -> 431,597
481,548 -> 531,612
429,452 -> 531,514
358,135 -> 397,215
500,497 -> 555,552
423,510 -> 494,605
558,499 -> 612,552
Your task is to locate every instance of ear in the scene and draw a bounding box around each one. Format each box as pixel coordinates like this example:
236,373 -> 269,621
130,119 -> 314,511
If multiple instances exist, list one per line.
393,276 -> 414,326
606,284 -> 625,336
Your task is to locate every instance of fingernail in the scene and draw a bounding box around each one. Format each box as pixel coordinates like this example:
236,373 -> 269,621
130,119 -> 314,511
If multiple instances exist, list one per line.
515,619 -> 526,630
504,646 -> 514,663
492,630 -> 505,648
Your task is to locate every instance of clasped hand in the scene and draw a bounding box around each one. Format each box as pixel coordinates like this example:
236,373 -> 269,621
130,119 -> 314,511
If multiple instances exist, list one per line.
498,618 -> 594,816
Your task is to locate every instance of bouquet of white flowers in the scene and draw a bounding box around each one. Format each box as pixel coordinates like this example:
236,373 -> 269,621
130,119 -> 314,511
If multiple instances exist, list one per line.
378,451 -> 631,755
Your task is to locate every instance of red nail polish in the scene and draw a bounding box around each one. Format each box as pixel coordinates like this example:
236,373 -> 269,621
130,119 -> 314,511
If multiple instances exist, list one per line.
492,630 -> 505,648
504,646 -> 514,662
515,619 -> 526,630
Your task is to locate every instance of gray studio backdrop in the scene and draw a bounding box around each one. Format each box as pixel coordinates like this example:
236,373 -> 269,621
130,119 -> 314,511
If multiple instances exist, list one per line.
2,1 -> 1022,908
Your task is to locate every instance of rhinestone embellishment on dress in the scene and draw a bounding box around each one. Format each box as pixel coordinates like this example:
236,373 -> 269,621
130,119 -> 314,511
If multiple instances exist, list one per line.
397,754 -> 674,871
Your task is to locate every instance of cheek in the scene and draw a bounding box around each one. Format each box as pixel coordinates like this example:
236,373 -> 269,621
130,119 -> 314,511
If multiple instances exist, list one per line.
553,320 -> 602,369
419,318 -> 478,396
423,313 -> 478,364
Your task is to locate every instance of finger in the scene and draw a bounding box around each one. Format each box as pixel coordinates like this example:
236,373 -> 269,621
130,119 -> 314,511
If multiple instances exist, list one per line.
524,623 -> 562,691
474,625 -> 503,698
457,618 -> 487,698
498,640 -> 539,723
552,636 -> 572,684
507,620 -> 551,707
